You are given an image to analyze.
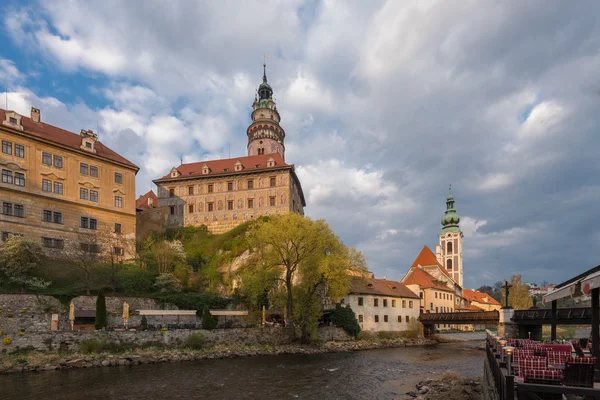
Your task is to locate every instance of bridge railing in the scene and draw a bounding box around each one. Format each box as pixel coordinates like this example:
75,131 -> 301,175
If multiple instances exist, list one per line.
419,310 -> 499,323
512,307 -> 591,321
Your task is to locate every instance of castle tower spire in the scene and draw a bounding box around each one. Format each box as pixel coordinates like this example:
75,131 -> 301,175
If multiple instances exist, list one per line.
436,185 -> 464,287
247,62 -> 285,160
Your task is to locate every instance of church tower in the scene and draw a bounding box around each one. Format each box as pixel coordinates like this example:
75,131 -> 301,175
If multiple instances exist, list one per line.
436,188 -> 464,287
247,63 -> 285,160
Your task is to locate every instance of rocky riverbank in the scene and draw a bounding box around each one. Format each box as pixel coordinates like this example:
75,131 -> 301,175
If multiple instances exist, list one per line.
405,371 -> 483,400
0,337 -> 435,374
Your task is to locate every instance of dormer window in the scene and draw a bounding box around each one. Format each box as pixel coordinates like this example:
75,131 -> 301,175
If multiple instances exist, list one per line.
170,167 -> 180,178
202,164 -> 210,174
80,129 -> 98,154
267,158 -> 275,167
2,111 -> 23,131
223,168 -> 229,172
234,161 -> 243,171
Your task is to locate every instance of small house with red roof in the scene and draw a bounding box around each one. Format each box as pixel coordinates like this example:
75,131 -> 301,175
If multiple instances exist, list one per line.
344,277 -> 420,332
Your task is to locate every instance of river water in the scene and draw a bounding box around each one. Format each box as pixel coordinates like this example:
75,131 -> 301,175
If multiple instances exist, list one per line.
0,341 -> 484,400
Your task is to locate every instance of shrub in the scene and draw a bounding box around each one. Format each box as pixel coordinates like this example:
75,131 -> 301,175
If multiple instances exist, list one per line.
357,331 -> 377,341
201,305 -> 217,330
95,291 -> 108,330
119,267 -> 157,294
140,315 -> 148,331
330,304 -> 361,338
402,317 -> 424,339
155,273 -> 183,293
2,337 -> 11,345
377,331 -> 403,340
185,333 -> 205,349
79,339 -> 104,354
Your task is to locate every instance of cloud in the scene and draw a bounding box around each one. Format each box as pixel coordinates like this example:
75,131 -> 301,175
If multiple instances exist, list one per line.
2,0 -> 600,288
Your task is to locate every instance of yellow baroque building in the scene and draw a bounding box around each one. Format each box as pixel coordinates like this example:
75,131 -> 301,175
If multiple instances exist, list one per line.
0,107 -> 138,259
153,65 -> 306,234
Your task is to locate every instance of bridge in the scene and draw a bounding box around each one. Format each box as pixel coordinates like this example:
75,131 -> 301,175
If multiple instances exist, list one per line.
418,307 -> 594,337
419,310 -> 499,325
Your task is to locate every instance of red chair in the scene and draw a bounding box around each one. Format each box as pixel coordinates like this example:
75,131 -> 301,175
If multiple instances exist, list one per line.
523,369 -> 564,400
517,356 -> 547,377
547,351 -> 570,366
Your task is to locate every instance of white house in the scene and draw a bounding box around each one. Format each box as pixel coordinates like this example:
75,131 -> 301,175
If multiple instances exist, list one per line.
344,277 -> 421,332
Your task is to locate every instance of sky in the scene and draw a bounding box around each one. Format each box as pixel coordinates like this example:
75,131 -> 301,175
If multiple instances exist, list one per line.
1,0 -> 599,289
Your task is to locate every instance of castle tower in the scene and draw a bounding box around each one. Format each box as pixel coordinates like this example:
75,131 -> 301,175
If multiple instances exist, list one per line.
436,187 -> 464,287
247,63 -> 286,160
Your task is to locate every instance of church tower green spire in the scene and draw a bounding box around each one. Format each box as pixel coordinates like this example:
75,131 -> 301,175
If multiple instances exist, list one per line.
440,185 -> 461,234
436,185 -> 464,287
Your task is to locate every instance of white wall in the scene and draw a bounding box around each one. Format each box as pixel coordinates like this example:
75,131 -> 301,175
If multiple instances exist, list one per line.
344,294 -> 420,332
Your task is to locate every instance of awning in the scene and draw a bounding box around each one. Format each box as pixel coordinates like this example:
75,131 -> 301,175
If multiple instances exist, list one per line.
581,270 -> 600,295
543,282 -> 581,304
209,310 -> 248,316
138,310 -> 197,316
74,310 -> 96,318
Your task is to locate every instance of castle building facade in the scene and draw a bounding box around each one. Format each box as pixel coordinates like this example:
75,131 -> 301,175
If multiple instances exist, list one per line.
153,65 -> 305,234
0,107 -> 138,259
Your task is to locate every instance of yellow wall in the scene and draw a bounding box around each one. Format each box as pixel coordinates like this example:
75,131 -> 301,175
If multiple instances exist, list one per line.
0,124 -> 137,258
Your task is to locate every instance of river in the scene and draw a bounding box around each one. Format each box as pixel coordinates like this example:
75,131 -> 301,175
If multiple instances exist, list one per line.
0,340 -> 484,400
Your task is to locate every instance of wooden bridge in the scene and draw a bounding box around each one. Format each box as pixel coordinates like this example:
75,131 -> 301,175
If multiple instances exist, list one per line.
418,307 -> 593,328
512,307 -> 592,325
419,310 -> 500,325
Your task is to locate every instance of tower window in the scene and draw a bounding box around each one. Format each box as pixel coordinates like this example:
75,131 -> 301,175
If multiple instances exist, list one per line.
447,242 -> 453,253
447,258 -> 453,270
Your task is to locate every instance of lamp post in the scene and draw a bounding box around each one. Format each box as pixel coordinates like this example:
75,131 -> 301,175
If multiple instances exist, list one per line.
504,346 -> 515,375
499,340 -> 508,360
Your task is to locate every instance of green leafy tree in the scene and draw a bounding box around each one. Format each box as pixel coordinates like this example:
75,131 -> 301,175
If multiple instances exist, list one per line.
242,214 -> 367,342
201,305 -> 217,330
95,291 -> 108,330
501,274 -> 533,310
0,235 -> 50,291
331,304 -> 361,338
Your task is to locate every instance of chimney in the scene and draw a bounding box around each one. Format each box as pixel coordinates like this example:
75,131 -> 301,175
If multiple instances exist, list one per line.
31,107 -> 40,123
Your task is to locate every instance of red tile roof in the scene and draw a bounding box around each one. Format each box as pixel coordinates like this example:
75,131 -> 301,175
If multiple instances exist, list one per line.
463,289 -> 501,306
156,153 -> 287,179
350,277 -> 419,298
402,266 -> 454,292
153,153 -> 306,206
0,109 -> 138,169
410,245 -> 452,280
136,190 -> 158,212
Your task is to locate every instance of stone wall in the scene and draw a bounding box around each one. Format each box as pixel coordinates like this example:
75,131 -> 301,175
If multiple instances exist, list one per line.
316,326 -> 353,342
0,294 -> 179,334
1,327 -> 297,354
1,326 -> 351,355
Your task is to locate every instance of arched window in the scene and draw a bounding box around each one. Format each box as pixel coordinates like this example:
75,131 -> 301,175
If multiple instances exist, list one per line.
447,241 -> 453,254
447,258 -> 453,270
